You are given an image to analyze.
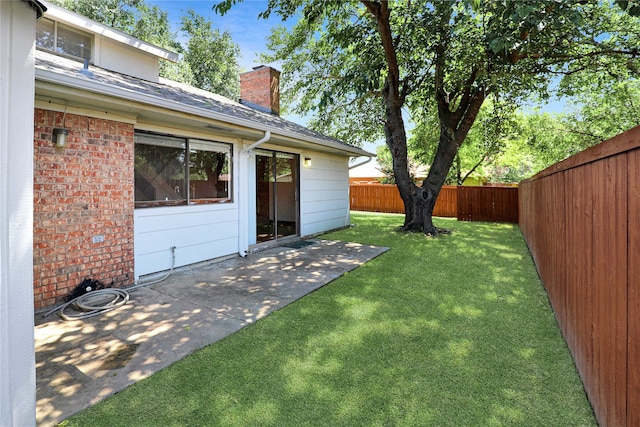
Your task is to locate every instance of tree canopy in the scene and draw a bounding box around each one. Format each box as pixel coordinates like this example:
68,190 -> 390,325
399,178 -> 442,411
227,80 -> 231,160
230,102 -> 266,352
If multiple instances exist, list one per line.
217,0 -> 640,234
181,9 -> 240,99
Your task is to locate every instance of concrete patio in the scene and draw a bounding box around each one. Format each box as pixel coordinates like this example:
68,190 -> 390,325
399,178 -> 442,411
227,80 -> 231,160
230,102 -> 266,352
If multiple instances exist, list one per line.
34,239 -> 388,426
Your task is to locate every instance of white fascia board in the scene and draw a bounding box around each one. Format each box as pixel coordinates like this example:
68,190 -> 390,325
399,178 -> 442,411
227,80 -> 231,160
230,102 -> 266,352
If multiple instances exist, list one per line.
35,68 -> 374,158
40,0 -> 178,62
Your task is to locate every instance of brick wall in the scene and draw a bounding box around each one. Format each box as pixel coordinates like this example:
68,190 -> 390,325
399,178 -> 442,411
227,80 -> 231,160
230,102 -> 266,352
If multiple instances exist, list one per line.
33,109 -> 135,309
240,66 -> 280,115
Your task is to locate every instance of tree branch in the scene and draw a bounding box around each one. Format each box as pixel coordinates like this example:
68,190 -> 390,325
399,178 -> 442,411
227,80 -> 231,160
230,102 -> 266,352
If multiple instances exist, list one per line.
509,47 -> 639,65
361,0 -> 402,106
433,3 -> 453,120
451,67 -> 481,125
460,155 -> 487,185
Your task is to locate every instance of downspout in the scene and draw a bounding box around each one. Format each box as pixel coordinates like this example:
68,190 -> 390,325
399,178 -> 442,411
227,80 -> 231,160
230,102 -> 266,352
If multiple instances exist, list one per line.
244,131 -> 271,154
238,131 -> 271,257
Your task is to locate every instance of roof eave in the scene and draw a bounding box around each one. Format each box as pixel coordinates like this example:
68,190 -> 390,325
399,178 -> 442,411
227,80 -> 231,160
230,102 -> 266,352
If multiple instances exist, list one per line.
35,68 -> 374,158
25,0 -> 47,19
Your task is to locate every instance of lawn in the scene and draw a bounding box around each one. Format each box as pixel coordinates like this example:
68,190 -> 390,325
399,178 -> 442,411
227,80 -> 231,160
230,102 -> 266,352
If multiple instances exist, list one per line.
64,212 -> 596,426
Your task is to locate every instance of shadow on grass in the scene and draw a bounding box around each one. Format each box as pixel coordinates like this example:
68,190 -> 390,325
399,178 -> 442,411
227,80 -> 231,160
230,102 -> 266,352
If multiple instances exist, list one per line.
65,213 -> 595,427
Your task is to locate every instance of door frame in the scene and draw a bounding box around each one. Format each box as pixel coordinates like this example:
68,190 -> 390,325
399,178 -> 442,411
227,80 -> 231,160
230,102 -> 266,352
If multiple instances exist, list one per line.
251,148 -> 300,247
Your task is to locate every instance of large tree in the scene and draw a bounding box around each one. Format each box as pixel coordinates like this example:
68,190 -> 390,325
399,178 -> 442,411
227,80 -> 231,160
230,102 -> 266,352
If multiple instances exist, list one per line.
216,0 -> 640,235
180,9 -> 241,99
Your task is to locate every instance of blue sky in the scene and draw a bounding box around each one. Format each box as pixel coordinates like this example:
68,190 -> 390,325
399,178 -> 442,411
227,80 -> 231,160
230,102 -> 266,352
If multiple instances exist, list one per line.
147,0 -> 285,71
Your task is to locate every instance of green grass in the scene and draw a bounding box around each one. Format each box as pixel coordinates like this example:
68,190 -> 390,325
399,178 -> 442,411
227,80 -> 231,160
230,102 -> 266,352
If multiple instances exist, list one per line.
64,212 -> 596,426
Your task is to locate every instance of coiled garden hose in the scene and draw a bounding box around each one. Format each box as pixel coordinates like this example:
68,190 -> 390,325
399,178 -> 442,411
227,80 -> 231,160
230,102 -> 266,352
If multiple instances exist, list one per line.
43,246 -> 176,321
55,288 -> 130,321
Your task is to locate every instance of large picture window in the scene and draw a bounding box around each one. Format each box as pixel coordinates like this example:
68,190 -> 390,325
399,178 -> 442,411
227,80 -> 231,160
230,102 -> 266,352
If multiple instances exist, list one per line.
135,133 -> 232,208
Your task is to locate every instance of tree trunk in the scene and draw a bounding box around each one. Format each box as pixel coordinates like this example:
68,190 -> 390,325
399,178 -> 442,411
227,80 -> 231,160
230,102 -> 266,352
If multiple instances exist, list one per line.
399,127 -> 456,235
364,0 -> 486,235
399,92 -> 487,235
362,1 -> 422,231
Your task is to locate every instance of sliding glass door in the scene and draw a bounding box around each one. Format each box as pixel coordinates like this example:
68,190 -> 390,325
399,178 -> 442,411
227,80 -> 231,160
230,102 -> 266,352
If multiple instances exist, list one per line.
255,149 -> 299,243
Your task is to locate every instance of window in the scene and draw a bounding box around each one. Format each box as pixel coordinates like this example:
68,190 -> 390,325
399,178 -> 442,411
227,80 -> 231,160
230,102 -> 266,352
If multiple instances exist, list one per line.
135,133 -> 232,208
36,18 -> 92,61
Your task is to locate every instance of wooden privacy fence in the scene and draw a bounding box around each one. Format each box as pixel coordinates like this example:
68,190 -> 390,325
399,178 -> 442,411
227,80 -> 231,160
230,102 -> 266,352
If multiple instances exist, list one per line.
519,125 -> 640,427
349,184 -> 518,223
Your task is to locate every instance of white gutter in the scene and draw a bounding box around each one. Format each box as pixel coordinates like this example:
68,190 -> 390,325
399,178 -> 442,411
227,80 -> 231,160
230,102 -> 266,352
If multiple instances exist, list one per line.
238,131 -> 271,257
244,131 -> 271,154
349,156 -> 373,170
35,68 -> 372,158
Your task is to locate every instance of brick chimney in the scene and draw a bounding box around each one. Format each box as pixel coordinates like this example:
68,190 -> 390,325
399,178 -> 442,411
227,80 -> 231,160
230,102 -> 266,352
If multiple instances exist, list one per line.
240,65 -> 280,116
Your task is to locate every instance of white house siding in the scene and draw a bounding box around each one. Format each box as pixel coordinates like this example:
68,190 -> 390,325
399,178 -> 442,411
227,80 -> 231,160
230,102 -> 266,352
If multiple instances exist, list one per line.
300,152 -> 351,236
95,37 -> 160,82
134,203 -> 240,279
1,2 -> 38,425
134,137 -> 241,279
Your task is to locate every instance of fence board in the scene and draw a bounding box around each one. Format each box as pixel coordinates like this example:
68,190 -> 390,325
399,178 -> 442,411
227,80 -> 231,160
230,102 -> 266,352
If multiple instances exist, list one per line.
519,124 -> 640,427
457,186 -> 519,223
350,185 -> 515,222
433,186 -> 457,218
628,149 -> 640,427
565,167 -> 593,404
349,184 -> 405,214
594,156 -> 627,426
524,173 -> 568,337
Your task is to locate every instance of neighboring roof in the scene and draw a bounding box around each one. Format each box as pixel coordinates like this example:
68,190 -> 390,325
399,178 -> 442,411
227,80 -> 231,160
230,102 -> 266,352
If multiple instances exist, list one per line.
39,0 -> 178,62
35,50 -> 373,158
349,160 -> 384,178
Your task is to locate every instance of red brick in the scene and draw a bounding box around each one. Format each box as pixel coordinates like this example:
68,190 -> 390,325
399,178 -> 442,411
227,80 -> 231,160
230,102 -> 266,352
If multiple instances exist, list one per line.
33,109 -> 135,310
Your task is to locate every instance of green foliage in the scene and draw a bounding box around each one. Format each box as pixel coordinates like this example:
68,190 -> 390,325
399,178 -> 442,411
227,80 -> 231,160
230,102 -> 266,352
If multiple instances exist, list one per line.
559,70 -> 640,145
228,1 -> 639,227
159,60 -> 196,87
181,9 -> 240,100
374,145 -> 419,184
410,97 -> 521,184
375,145 -> 396,184
230,0 -> 640,191
479,109 -> 616,183
617,0 -> 640,15
65,213 -> 596,426
55,0 -> 180,52
410,85 -> 640,185
257,1 -> 387,147
56,0 -> 142,30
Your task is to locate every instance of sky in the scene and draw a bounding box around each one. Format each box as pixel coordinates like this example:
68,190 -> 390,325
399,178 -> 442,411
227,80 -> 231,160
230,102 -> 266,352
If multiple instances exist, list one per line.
147,0 -> 287,71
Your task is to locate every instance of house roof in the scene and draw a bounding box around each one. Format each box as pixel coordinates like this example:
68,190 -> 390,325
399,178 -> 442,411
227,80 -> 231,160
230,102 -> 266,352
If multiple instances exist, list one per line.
34,50 -> 373,158
349,159 -> 385,178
